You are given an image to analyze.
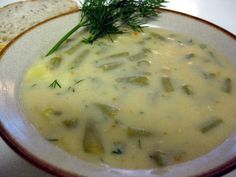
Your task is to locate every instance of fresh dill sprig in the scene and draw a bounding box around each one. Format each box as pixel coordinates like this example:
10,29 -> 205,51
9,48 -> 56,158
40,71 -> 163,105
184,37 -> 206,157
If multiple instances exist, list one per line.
46,0 -> 167,56
48,80 -> 62,88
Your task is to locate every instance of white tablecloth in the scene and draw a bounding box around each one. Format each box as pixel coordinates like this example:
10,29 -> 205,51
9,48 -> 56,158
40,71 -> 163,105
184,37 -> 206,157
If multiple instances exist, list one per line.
0,0 -> 236,176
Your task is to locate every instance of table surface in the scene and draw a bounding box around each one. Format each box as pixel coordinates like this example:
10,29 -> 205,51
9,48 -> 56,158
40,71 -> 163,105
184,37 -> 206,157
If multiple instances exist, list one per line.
0,0 -> 236,177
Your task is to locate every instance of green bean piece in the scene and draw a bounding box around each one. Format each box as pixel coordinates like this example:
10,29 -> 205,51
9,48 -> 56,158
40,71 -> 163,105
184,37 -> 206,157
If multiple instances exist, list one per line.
46,138 -> 59,142
184,53 -> 195,60
142,48 -> 152,54
138,36 -> 151,44
83,120 -> 104,154
186,39 -> 194,45
95,41 -> 109,54
66,45 -> 79,55
138,138 -> 142,149
116,75 -> 149,86
199,117 -> 223,133
207,51 -> 222,67
139,71 -> 151,76
94,103 -> 119,118
221,78 -> 232,94
62,118 -> 78,128
127,127 -> 152,137
105,52 -> 129,59
129,52 -> 147,61
199,44 -> 207,49
208,51 -> 215,58
48,56 -> 62,69
129,48 -> 151,61
161,77 -> 174,92
149,151 -> 168,167
137,60 -> 151,67
183,39 -> 194,45
203,72 -> 217,80
31,84 -> 37,88
98,62 -> 122,71
70,49 -> 89,68
150,33 -> 166,41
178,39 -> 194,46
182,85 -> 194,95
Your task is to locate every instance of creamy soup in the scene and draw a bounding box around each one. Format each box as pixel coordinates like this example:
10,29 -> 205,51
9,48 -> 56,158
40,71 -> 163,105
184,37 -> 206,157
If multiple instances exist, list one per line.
20,28 -> 236,169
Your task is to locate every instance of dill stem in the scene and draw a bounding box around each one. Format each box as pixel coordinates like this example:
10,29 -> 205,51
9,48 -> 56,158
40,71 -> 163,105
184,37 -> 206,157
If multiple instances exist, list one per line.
46,20 -> 86,56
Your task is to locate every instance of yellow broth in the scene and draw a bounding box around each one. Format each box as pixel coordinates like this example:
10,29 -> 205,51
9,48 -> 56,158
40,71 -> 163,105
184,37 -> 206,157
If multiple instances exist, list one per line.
20,28 -> 236,169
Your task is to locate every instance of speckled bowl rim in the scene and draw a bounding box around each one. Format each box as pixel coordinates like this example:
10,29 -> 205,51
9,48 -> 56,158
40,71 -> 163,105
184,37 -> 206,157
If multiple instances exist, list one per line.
0,8 -> 236,177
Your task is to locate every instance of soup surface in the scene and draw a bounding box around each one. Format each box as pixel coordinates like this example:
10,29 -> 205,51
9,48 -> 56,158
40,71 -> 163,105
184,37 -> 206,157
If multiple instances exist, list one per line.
20,28 -> 236,169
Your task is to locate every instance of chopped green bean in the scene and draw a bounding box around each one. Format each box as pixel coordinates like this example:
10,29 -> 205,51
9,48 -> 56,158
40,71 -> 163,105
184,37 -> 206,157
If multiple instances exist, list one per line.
116,75 -> 149,86
129,52 -> 147,61
184,39 -> 194,45
95,41 -> 110,54
127,127 -> 152,137
66,45 -> 79,55
178,39 -> 194,46
129,48 -> 151,61
221,78 -> 232,94
138,36 -> 152,44
137,60 -> 151,67
161,77 -> 174,92
182,84 -> 194,95
104,52 -> 129,59
48,56 -> 62,69
83,120 -> 104,154
98,62 -> 122,71
149,151 -> 168,167
138,138 -> 142,149
150,33 -> 166,41
142,48 -> 152,54
207,51 -> 222,67
139,71 -> 151,76
184,53 -> 195,60
199,44 -> 207,49
94,103 -> 119,118
31,84 -> 37,88
69,49 -> 89,68
203,72 -> 217,80
199,117 -> 223,133
62,118 -> 78,128
46,138 -> 59,142
207,51 -> 215,58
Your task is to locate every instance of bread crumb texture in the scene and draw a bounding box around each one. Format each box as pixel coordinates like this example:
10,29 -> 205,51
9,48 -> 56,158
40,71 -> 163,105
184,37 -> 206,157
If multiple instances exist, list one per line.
0,0 -> 78,48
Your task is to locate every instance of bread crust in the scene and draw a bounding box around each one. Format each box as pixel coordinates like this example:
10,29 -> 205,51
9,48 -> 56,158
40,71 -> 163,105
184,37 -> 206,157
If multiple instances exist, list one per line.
0,0 -> 79,50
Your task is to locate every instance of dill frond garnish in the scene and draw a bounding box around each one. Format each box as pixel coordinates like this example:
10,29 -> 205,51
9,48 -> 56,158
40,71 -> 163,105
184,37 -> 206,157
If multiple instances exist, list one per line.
46,0 -> 167,56
48,80 -> 62,88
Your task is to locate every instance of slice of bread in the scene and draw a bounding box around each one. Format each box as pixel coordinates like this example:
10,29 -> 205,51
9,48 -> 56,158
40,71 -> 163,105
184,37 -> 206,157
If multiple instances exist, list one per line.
0,0 -> 78,50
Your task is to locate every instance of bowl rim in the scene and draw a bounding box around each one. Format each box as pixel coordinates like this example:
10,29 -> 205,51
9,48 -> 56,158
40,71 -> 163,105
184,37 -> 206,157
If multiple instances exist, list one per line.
0,8 -> 236,177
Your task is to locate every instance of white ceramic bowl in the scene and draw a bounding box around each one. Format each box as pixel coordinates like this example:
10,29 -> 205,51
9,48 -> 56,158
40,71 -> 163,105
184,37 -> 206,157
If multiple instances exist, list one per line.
0,9 -> 236,177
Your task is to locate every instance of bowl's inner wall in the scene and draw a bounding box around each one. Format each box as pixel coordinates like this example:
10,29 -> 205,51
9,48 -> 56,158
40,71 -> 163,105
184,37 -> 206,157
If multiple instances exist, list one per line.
0,11 -> 236,177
